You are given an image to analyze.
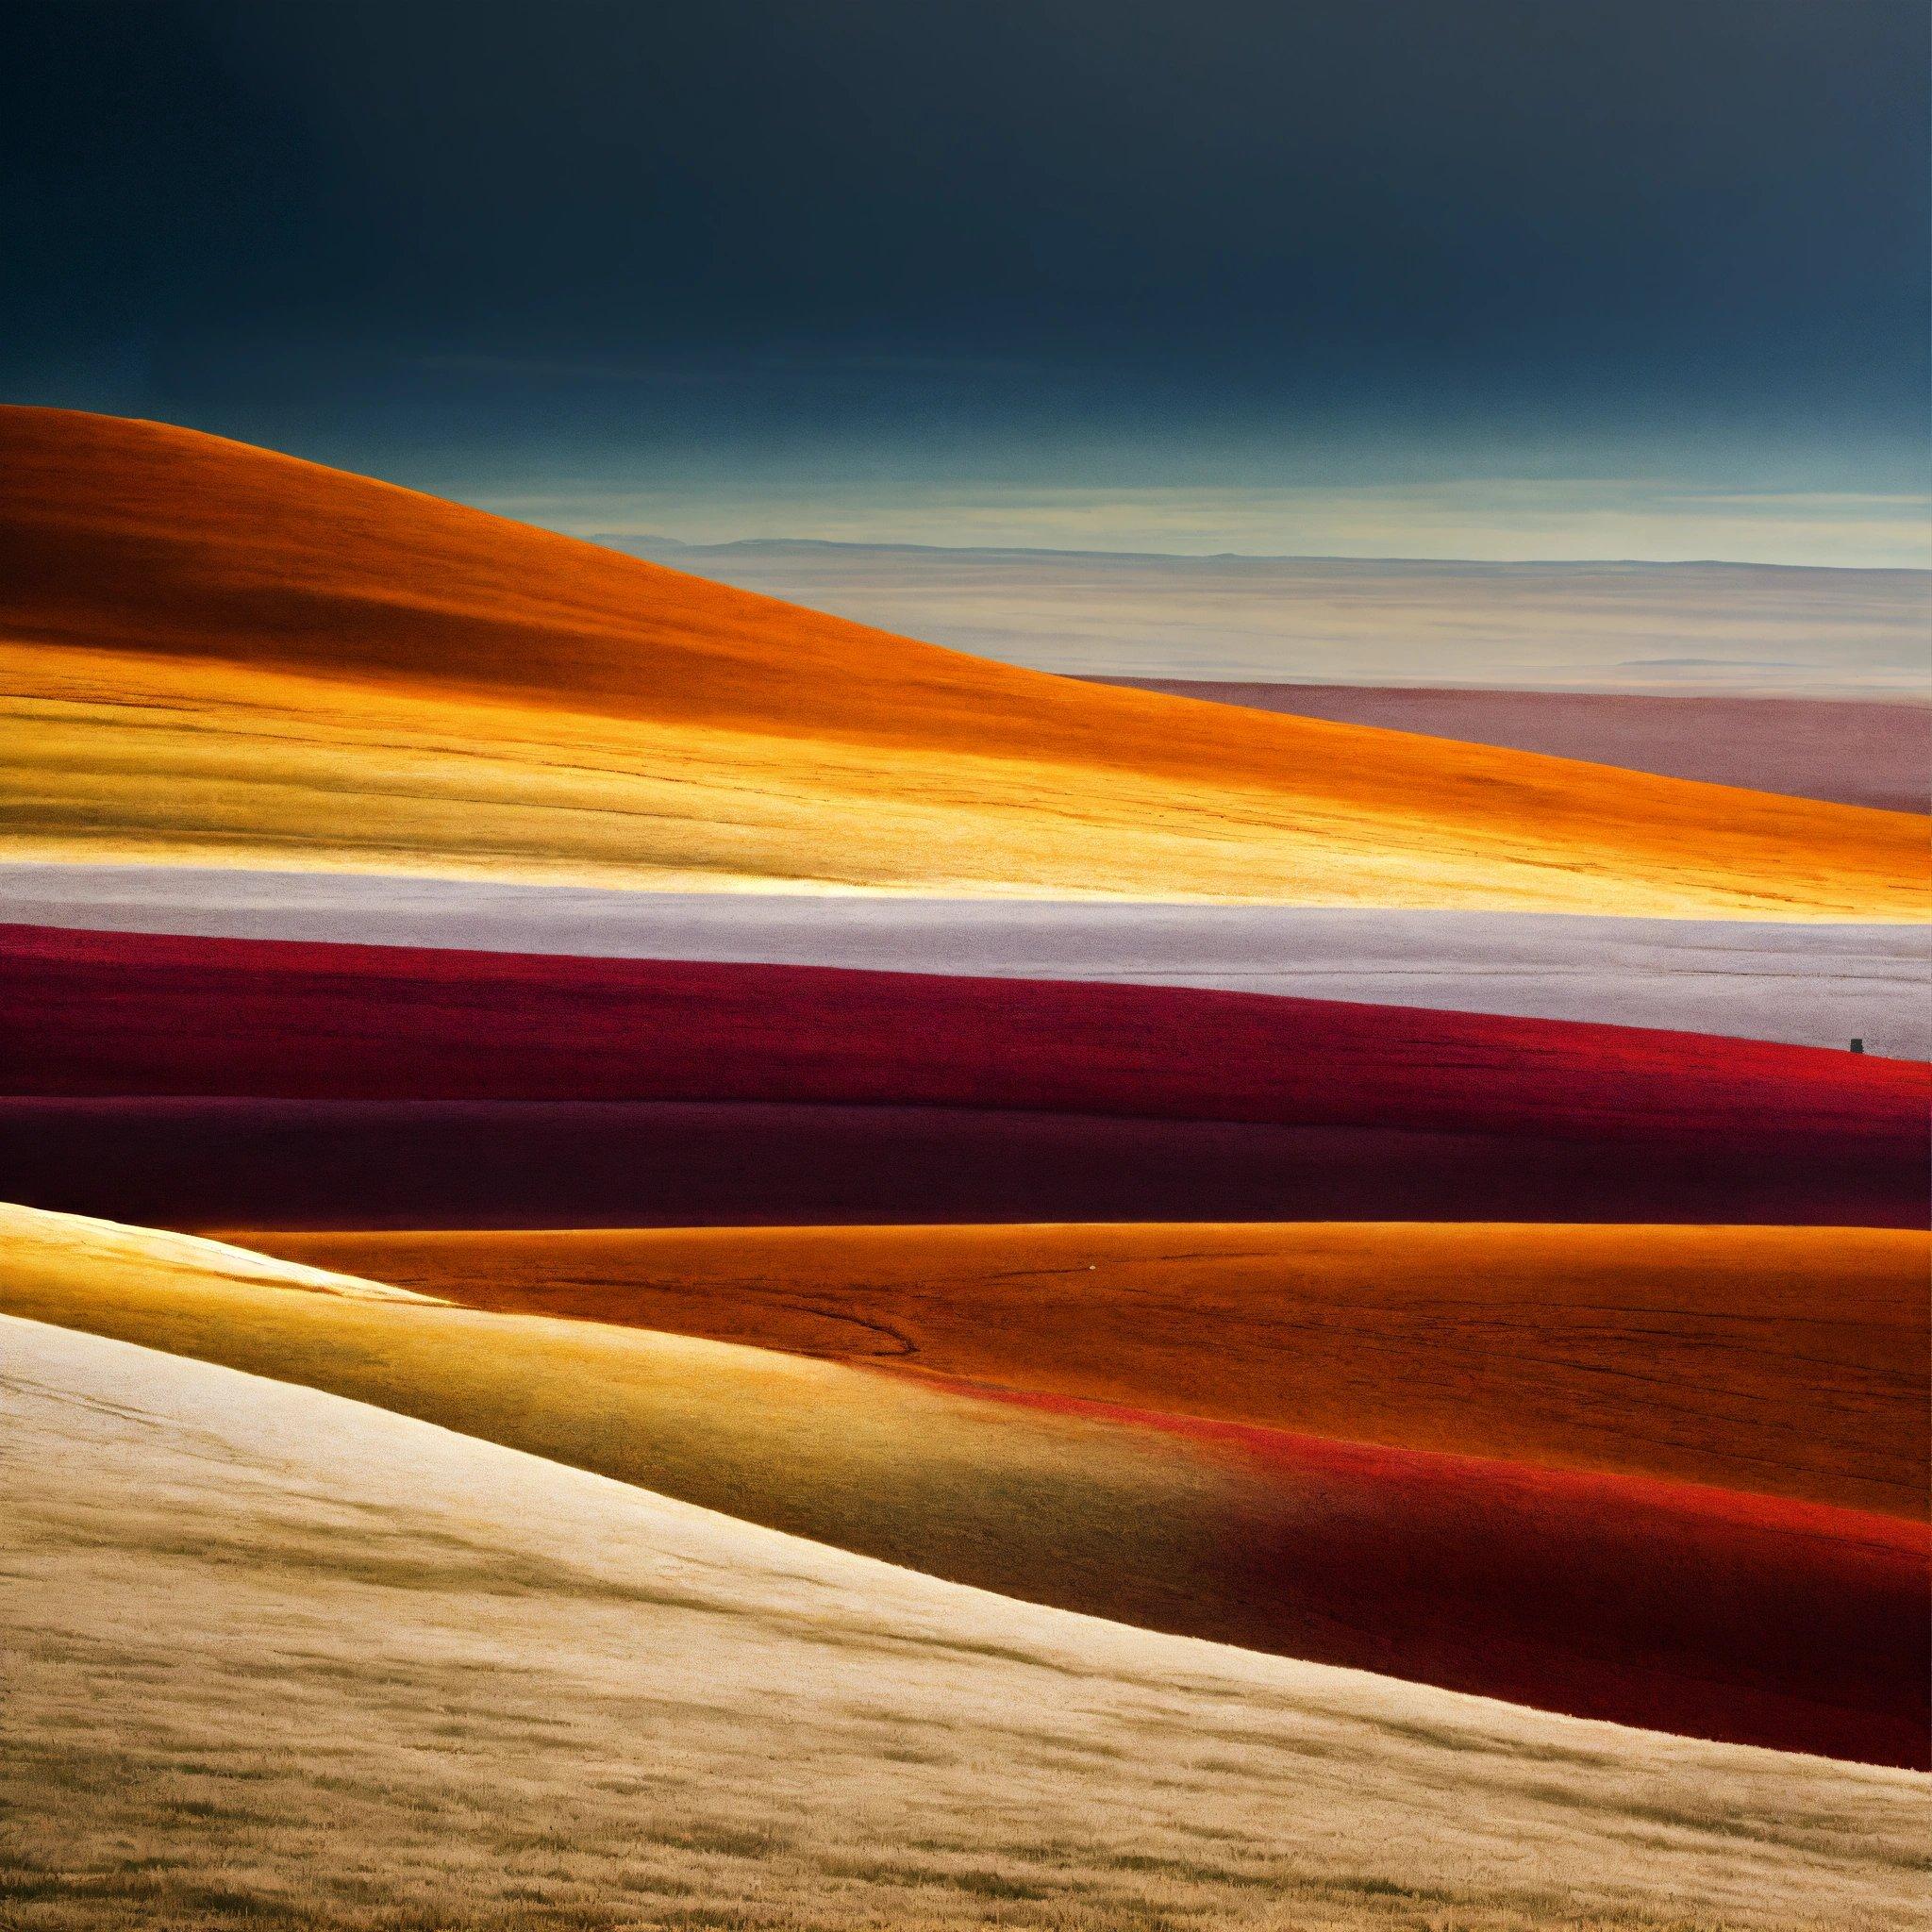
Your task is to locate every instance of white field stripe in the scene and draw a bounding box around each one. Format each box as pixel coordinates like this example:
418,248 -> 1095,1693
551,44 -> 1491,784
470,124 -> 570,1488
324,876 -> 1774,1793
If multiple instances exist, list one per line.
3,861 -> 1927,1058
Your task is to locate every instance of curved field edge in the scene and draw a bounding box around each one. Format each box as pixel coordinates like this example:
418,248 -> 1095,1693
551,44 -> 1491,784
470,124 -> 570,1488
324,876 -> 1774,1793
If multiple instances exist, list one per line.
4,1205 -> 1924,1766
10,1313 -> 1928,1932
3,408 -> 1926,915
221,1221 -> 1932,1519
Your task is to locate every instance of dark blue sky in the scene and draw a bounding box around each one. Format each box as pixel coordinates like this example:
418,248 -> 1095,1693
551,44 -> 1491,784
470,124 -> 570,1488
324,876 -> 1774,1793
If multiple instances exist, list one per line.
5,1 -> 1925,559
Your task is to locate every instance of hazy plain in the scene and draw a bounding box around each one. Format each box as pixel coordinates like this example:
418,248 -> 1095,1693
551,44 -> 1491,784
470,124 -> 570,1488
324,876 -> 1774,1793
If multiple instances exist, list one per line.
606,539 -> 1932,695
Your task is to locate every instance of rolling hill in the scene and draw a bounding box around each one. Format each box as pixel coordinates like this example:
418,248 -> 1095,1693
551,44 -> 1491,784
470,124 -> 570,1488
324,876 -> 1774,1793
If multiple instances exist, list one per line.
226,1221 -> 1931,1519
8,924 -> 1926,1229
7,1205 -> 1924,1765
3,407 -> 1925,914
14,1313 -> 1925,1931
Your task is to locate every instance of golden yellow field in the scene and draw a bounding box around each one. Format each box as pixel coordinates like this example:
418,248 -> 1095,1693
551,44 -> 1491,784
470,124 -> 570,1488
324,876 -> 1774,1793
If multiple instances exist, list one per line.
5,408 -> 1926,914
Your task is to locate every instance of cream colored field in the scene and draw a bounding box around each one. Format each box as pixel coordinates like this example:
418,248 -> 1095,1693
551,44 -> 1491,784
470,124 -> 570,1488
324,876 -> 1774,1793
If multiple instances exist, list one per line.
0,1204 -> 1234,1633
8,1312 -> 1926,1932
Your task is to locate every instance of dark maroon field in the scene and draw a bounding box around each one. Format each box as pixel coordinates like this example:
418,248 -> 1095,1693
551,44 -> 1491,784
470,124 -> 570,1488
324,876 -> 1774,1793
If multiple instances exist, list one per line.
4,921 -> 1924,1230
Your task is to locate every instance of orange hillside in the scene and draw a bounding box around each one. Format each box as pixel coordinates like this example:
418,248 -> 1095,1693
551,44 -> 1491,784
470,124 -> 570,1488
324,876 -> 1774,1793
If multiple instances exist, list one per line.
3,407 -> 1924,913
226,1222 -> 1930,1519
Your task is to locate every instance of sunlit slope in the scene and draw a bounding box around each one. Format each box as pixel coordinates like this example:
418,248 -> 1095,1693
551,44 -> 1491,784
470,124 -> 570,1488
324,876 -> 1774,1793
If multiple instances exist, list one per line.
7,1205 -> 1924,1764
228,1223 -> 1931,1520
16,1323 -> 1927,1932
4,408 -> 1925,914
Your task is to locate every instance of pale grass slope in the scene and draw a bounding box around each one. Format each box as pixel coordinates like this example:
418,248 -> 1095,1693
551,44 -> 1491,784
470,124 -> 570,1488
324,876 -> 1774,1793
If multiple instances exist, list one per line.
5,1309 -> 1927,1932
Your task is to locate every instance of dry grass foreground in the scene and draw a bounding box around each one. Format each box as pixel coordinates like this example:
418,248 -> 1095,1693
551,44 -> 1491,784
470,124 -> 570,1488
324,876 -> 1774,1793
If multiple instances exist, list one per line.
7,1312 -> 1928,1932
0,1201 -> 1356,1641
7,1202 -> 1924,1772
3,407 -> 1925,916
221,1222 -> 1932,1520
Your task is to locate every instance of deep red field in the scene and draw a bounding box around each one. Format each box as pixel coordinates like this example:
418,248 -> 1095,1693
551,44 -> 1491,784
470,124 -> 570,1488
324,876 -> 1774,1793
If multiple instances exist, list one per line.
965,1381 -> 1931,1768
8,922 -> 1923,1228
3,1096 -> 1922,1230
8,924 -> 1924,1142
4,1193 -> 1924,1764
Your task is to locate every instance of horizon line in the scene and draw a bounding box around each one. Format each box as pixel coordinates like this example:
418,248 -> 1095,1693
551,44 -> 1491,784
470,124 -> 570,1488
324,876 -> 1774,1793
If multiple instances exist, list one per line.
586,531 -> 1932,576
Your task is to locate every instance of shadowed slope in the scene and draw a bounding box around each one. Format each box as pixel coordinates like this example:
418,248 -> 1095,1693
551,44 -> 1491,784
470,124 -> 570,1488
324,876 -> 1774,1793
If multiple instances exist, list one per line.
1092,680 -> 1932,813
226,1223 -> 1931,1520
5,1206 -> 1925,1765
11,1096 -> 1922,1230
3,408 -> 1925,914
8,925 -> 1924,1229
13,1316 -> 1928,1932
